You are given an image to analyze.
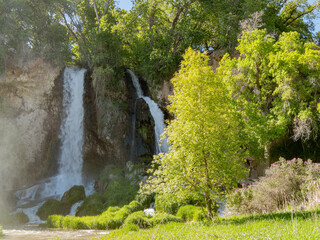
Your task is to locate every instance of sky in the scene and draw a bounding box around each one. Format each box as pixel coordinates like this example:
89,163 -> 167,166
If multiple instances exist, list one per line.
116,0 -> 133,11
116,0 -> 319,34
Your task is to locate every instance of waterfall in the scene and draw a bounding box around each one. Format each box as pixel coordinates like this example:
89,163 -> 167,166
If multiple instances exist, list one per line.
15,67 -> 86,223
56,67 -> 86,193
127,70 -> 168,154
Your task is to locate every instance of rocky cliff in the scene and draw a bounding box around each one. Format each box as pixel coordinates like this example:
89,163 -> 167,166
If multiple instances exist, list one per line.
0,59 -> 63,206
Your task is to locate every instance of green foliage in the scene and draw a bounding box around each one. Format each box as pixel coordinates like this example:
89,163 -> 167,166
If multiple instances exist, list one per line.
154,193 -> 203,215
47,201 -> 143,230
227,158 -> 320,214
141,48 -> 247,218
101,209 -> 320,239
176,205 -> 206,222
219,29 -> 320,160
123,211 -> 181,229
135,193 -> 155,209
0,0 -> 72,72
123,211 -> 152,229
154,194 -> 179,215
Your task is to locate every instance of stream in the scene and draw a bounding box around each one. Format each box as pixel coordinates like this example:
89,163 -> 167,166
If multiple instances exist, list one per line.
2,226 -> 108,240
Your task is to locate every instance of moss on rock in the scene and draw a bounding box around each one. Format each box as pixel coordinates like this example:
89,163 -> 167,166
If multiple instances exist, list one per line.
36,199 -> 70,220
61,185 -> 85,205
76,193 -> 104,216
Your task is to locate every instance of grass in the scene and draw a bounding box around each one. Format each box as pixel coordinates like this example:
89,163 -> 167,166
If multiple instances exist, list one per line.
96,209 -> 320,239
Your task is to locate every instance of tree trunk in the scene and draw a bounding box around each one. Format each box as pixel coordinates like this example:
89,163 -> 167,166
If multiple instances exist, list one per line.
204,191 -> 213,219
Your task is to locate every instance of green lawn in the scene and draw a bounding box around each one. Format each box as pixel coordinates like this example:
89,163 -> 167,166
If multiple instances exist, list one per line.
98,210 -> 320,240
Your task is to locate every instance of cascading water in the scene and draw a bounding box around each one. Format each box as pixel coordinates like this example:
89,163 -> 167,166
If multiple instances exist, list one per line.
127,70 -> 168,154
56,67 -> 86,192
15,67 -> 87,223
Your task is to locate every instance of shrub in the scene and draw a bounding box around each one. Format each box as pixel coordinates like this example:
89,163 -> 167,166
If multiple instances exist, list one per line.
0,225 -> 2,236
121,222 -> 139,231
46,200 -> 143,230
227,187 -> 253,214
176,205 -> 206,222
227,158 -> 320,214
149,213 -> 182,225
123,211 -> 152,228
47,215 -> 63,228
155,193 -> 204,215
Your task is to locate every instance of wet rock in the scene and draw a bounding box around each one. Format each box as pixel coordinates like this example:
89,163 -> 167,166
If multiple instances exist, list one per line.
36,199 -> 70,220
61,185 -> 86,205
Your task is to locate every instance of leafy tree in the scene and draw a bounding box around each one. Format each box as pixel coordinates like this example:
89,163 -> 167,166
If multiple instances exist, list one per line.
219,29 -> 320,162
140,48 -> 247,218
0,0 -> 72,72
262,0 -> 319,41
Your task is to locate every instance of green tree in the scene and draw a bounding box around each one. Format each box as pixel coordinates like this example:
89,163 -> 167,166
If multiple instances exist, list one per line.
219,29 -> 320,162
140,48 -> 247,218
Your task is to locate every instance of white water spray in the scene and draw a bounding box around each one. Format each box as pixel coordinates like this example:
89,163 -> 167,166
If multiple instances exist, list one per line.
127,70 -> 168,153
56,67 -> 86,193
15,67 -> 87,223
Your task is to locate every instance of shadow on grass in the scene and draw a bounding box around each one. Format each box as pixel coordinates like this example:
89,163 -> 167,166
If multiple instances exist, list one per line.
214,209 -> 320,225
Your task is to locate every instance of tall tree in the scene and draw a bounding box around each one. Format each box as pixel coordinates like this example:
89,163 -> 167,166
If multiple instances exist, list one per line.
219,29 -> 320,161
140,48 -> 247,218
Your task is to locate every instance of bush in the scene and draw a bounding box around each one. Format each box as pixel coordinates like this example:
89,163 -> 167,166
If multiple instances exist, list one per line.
155,193 -> 204,215
155,194 -> 179,215
0,225 -> 2,236
227,158 -> 320,214
227,187 -> 253,214
176,205 -> 206,222
149,213 -> 182,225
123,211 -> 152,229
47,215 -> 63,228
47,201 -> 143,230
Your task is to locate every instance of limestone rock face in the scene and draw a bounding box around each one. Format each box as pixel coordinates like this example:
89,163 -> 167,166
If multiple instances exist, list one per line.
0,59 -> 62,203
82,69 -> 130,175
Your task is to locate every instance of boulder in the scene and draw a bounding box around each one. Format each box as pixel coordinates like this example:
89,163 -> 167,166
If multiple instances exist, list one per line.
61,185 -> 85,205
36,199 -> 70,220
